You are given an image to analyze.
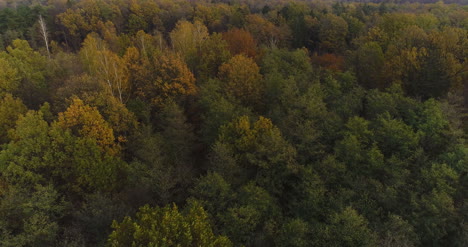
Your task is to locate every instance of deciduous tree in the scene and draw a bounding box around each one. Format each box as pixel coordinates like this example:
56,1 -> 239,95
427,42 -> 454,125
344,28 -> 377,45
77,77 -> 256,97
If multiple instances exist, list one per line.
139,52 -> 197,107
318,14 -> 348,53
170,20 -> 208,68
56,97 -> 119,156
222,28 -> 257,58
218,55 -> 263,108
0,94 -> 27,144
80,34 -> 129,104
107,203 -> 232,247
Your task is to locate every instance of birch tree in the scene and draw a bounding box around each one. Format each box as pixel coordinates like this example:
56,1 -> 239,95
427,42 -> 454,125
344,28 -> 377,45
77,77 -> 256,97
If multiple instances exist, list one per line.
80,34 -> 129,104
38,15 -> 50,59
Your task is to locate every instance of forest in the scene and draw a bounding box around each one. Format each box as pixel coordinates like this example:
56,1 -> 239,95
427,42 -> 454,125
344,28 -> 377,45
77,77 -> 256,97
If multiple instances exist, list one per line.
0,0 -> 467,246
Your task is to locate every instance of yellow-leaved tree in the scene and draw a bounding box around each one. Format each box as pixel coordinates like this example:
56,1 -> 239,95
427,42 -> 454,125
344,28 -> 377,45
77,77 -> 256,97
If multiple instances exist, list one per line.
170,20 -> 209,68
219,54 -> 263,107
56,98 -> 119,156
0,58 -> 20,97
80,34 -> 129,104
136,52 -> 197,107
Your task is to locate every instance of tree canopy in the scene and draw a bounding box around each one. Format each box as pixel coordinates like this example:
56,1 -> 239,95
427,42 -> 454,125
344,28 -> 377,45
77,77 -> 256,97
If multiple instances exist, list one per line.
0,0 -> 467,246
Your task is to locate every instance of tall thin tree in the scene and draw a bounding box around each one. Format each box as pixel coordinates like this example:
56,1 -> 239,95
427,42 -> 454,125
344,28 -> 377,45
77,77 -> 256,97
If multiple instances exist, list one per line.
38,15 -> 50,59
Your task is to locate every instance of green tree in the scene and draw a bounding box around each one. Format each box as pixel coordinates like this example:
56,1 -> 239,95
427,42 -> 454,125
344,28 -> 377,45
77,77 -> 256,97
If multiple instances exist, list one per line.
126,0 -> 162,35
72,192 -> 131,246
126,125 -> 172,205
127,101 -> 196,205
221,183 -> 279,246
0,110 -> 125,196
198,78 -> 252,145
196,33 -> 231,81
0,39 -> 49,107
0,94 -> 27,144
354,42 -> 385,89
214,116 -> 298,195
0,184 -> 65,247
107,202 -> 232,247
261,48 -> 335,163
156,100 -> 195,170
379,214 -> 420,247
219,54 -> 263,108
373,113 -> 419,158
0,57 -> 20,96
190,172 -> 233,221
276,218 -> 311,247
280,2 -> 310,48
410,189 -> 458,245
318,14 -> 348,53
321,207 -> 378,247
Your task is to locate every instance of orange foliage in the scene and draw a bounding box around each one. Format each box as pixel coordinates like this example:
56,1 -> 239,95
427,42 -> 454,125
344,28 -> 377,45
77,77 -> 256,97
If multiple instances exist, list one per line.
313,53 -> 345,72
157,53 -> 197,100
222,28 -> 257,58
57,98 -> 119,156
245,14 -> 291,47
137,53 -> 197,107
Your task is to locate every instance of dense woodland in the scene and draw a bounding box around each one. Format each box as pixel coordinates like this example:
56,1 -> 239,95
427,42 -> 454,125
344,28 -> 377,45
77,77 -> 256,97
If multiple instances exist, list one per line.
0,0 -> 467,246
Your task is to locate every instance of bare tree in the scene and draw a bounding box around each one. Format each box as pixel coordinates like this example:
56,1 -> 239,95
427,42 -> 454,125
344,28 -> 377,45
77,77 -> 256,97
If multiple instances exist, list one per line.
38,14 -> 50,59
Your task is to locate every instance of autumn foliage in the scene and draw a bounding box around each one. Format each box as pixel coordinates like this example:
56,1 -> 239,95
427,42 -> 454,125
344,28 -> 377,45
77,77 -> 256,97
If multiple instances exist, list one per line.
219,54 -> 262,107
57,98 -> 119,156
222,28 -> 257,58
0,1 -> 466,246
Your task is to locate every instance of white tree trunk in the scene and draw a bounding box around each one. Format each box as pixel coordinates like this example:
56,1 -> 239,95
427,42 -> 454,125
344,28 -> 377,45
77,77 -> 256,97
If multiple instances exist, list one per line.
38,15 -> 50,59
